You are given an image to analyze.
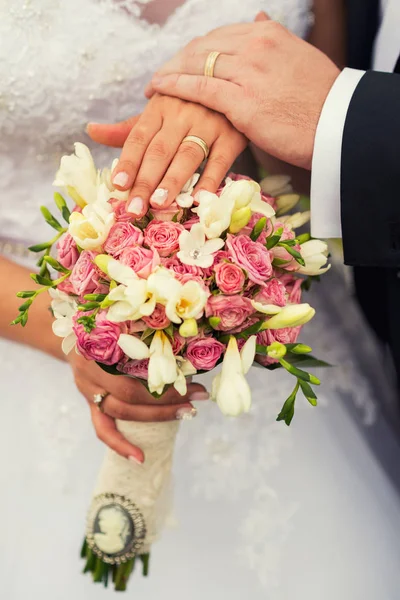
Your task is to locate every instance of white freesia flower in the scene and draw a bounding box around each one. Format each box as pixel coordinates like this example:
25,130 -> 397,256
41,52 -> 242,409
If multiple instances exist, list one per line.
105,257 -> 139,286
260,174 -> 293,197
177,223 -> 224,268
68,183 -> 115,250
176,173 -> 200,208
275,193 -> 300,216
165,280 -> 208,325
174,357 -> 197,396
212,336 -> 256,417
148,331 -> 178,395
107,278 -> 154,322
53,143 -> 98,206
251,301 -> 283,315
147,267 -> 182,305
279,211 -> 311,230
298,240 -> 331,276
117,334 -> 150,360
222,178 -> 275,219
192,189 -> 235,239
49,288 -> 77,355
264,303 -> 315,329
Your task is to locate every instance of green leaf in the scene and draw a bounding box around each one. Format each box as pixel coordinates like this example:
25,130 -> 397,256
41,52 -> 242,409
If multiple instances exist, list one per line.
54,192 -> 71,223
40,206 -> 64,232
77,302 -> 99,311
266,227 -> 283,249
44,255 -> 70,274
28,241 -> 52,253
250,217 -> 266,242
299,379 -> 318,407
278,243 -> 306,266
141,328 -> 154,341
238,320 -> 264,338
18,299 -> 32,311
283,354 -> 332,369
77,315 -> 97,333
164,323 -> 174,340
279,357 -> 321,385
276,381 -> 299,426
255,344 -> 269,355
96,362 -> 123,376
16,290 -> 36,298
30,273 -> 53,287
84,293 -> 107,302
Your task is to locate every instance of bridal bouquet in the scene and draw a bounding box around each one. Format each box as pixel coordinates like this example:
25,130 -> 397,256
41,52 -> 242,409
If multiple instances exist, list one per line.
13,144 -> 329,590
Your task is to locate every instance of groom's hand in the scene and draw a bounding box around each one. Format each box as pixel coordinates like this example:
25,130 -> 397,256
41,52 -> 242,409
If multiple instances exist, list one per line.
147,14 -> 340,170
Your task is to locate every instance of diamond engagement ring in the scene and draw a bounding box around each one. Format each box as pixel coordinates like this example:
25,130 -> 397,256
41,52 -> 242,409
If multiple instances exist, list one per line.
93,392 -> 109,413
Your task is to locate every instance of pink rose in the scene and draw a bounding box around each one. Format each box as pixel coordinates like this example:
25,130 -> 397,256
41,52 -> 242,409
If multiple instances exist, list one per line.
142,303 -> 171,330
171,330 -> 186,355
162,256 -> 203,279
109,198 -> 133,223
73,311 -> 126,365
240,213 -> 274,244
228,315 -> 260,334
151,202 -> 183,222
104,222 -> 144,257
183,214 -> 200,230
69,251 -> 104,297
279,274 -> 303,304
214,261 -> 245,294
205,294 -> 254,331
57,233 -> 79,269
117,358 -> 149,379
144,220 -> 185,258
256,327 -> 301,366
120,245 -> 160,279
226,234 -> 272,285
254,278 -> 287,307
57,278 -> 75,295
186,337 -> 225,371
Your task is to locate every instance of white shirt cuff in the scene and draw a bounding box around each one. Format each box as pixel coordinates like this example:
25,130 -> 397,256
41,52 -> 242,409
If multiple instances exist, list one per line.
310,68 -> 366,239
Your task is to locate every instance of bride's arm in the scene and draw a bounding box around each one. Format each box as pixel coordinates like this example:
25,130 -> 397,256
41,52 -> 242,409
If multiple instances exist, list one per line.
0,255 -> 64,359
0,255 -> 207,458
251,1 -> 346,193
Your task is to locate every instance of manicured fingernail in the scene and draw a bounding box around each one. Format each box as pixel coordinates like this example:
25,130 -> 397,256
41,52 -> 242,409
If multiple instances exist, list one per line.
189,391 -> 210,401
150,188 -> 168,206
112,171 -> 129,188
128,196 -> 144,215
129,455 -> 143,465
176,406 -> 197,421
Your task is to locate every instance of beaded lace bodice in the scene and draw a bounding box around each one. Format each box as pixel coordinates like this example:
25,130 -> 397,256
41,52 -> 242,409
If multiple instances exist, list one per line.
0,0 -> 313,246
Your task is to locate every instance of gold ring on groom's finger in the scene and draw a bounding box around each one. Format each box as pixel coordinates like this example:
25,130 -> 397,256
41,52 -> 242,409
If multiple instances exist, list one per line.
181,135 -> 210,160
93,391 -> 110,413
204,51 -> 221,78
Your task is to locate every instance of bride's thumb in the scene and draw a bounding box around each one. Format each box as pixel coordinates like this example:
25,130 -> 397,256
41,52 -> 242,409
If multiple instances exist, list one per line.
86,116 -> 141,148
254,11 -> 270,22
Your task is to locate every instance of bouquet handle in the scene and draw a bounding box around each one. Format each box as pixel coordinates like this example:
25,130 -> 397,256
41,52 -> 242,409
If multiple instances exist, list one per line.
82,420 -> 180,590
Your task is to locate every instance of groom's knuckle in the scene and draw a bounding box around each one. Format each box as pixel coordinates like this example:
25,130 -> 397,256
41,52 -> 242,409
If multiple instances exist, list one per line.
249,35 -> 277,54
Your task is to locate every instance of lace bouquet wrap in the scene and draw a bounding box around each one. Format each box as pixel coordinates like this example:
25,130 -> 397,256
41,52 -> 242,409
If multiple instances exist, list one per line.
13,144 -> 330,590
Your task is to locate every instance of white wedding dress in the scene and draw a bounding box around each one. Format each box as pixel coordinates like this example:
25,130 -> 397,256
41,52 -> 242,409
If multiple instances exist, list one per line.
2,1 -> 400,599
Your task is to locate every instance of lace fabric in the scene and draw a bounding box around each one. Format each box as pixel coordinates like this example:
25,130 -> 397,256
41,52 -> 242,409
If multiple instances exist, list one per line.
0,0 -> 313,246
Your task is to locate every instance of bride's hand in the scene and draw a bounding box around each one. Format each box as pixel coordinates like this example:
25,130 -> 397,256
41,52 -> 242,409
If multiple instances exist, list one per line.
68,351 -> 208,463
87,94 -> 247,218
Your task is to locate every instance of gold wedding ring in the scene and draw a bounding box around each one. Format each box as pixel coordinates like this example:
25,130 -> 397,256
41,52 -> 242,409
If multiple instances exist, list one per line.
93,391 -> 109,413
204,51 -> 221,78
181,135 -> 210,160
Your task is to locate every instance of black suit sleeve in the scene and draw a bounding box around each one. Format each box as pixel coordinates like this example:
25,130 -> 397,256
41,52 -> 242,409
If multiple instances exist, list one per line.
341,71 -> 400,267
